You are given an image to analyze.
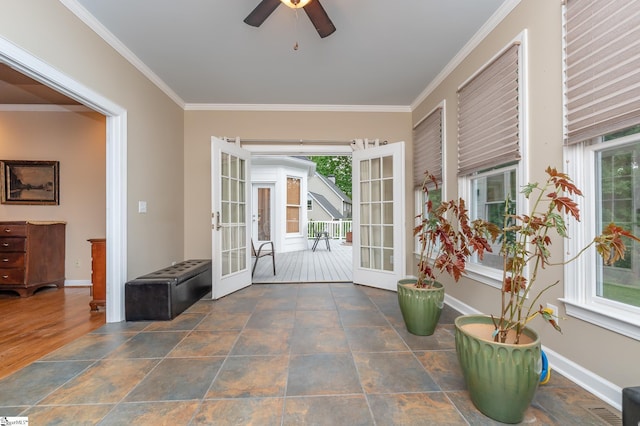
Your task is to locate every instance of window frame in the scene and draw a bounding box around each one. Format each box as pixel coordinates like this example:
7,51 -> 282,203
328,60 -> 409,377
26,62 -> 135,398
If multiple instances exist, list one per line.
562,136 -> 640,341
456,32 -> 528,287
459,163 -> 526,289
286,176 -> 302,234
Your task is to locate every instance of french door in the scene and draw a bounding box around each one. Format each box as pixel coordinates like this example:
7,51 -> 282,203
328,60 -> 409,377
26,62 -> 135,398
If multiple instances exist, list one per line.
352,142 -> 406,290
211,136 -> 252,299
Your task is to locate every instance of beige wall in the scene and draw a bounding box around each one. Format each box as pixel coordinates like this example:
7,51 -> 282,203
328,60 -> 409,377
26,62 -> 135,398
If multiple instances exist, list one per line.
183,110 -> 412,262
412,0 -> 639,389
0,110 -> 105,282
1,0 -> 185,279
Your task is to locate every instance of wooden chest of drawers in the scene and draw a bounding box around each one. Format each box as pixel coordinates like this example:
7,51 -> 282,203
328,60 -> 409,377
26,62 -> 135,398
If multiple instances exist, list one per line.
0,221 -> 66,297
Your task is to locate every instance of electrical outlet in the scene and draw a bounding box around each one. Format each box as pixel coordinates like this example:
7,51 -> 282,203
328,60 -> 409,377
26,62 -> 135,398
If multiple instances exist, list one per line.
546,303 -> 558,317
74,259 -> 81,268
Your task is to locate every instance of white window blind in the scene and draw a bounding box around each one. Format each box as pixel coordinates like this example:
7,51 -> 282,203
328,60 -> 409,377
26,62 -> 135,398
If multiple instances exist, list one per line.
413,106 -> 442,187
565,0 -> 640,144
457,43 -> 521,175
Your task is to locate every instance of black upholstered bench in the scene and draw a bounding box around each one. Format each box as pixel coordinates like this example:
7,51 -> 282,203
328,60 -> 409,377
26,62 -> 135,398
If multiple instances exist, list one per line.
125,259 -> 211,321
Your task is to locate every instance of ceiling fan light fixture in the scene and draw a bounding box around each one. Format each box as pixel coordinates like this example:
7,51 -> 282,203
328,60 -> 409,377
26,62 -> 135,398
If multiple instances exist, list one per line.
280,0 -> 312,9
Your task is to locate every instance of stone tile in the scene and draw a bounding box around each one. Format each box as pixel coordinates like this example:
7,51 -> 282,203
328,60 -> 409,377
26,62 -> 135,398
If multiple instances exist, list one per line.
90,321 -> 151,334
168,330 -> 240,357
330,283 -> 370,298
100,401 -> 201,425
245,309 -> 295,329
193,398 -> 284,425
143,313 -> 206,331
353,352 -> 439,394
290,327 -> 349,354
0,361 -> 93,406
287,353 -> 361,396
415,350 -> 466,391
335,297 -> 377,311
343,326 -> 408,352
210,296 -> 259,313
230,328 -> 292,355
126,357 -> 224,401
255,296 -> 297,311
206,355 -> 289,398
296,295 -> 336,310
283,395 -> 374,426
294,310 -> 341,329
298,284 -> 332,295
23,404 -> 114,425
339,308 -> 389,327
0,407 -> 27,416
42,332 -> 134,361
39,359 -> 158,405
184,299 -> 216,314
196,311 -> 251,330
368,393 -> 467,425
106,331 -> 188,359
534,386 -> 619,425
396,324 -> 456,351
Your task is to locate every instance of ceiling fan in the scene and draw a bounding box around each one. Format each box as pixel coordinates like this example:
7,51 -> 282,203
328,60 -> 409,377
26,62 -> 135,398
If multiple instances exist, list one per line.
244,0 -> 336,38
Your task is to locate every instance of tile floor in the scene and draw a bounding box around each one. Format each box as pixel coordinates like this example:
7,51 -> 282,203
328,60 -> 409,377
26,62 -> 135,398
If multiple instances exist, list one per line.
0,283 -> 619,425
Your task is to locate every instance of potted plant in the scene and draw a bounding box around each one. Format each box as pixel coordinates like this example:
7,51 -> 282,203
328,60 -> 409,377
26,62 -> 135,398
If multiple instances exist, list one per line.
454,166 -> 640,423
398,171 -> 498,336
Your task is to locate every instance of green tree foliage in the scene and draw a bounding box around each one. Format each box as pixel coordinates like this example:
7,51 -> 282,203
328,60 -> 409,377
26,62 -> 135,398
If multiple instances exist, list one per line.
309,156 -> 352,199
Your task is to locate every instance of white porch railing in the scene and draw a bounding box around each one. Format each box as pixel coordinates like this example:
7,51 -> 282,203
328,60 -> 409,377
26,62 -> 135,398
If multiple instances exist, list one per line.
307,220 -> 352,240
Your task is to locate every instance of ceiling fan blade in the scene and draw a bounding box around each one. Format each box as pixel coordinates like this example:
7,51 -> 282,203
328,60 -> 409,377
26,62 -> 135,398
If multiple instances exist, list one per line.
303,0 -> 336,38
244,0 -> 281,27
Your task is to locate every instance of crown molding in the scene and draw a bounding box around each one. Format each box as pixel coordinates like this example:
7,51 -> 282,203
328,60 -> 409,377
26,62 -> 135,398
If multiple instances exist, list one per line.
184,103 -> 411,113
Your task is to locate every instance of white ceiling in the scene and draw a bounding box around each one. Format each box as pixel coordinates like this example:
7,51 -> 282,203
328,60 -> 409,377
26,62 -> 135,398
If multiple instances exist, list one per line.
0,1 -> 512,108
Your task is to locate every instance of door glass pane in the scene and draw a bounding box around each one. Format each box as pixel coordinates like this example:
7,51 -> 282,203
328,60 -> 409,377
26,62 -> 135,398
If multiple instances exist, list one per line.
371,204 -> 381,224
383,226 -> 393,248
372,248 -> 382,269
383,249 -> 393,271
361,247 -> 370,268
258,188 -> 271,241
371,158 -> 380,179
372,225 -> 382,246
382,156 -> 393,177
361,182 -> 370,202
360,225 -> 370,246
371,181 -> 380,202
383,203 -> 393,224
383,179 -> 393,201
360,160 -> 369,180
221,153 -> 229,177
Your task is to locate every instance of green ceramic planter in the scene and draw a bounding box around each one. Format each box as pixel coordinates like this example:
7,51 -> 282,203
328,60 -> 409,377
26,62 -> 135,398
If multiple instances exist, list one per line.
397,279 -> 444,336
454,315 -> 542,424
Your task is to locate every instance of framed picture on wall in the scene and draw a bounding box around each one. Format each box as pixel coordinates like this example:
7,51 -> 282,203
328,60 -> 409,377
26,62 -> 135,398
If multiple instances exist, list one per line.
1,160 -> 60,205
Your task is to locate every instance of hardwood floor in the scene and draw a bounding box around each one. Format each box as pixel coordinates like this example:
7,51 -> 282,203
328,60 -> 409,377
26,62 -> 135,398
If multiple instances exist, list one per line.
0,286 -> 105,380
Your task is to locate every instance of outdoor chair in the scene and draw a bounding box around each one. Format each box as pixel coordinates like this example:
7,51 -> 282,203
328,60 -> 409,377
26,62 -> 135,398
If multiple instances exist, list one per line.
251,239 -> 276,277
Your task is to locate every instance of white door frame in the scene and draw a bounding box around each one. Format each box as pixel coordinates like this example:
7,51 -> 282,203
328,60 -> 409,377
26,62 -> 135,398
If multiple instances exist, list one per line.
0,37 -> 128,323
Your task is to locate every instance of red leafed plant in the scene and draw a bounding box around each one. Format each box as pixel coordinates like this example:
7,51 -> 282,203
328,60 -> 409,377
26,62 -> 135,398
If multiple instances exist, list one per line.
494,166 -> 640,344
414,171 -> 499,289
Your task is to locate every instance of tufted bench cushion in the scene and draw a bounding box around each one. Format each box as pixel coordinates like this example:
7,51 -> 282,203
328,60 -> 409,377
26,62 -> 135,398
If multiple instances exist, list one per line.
125,259 -> 211,321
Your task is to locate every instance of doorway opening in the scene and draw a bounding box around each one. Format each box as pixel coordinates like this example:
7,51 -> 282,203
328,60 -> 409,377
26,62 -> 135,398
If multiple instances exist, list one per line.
248,154 -> 354,284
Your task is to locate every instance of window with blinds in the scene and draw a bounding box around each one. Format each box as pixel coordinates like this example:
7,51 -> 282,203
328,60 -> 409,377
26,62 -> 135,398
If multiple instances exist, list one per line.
457,43 -> 521,175
413,106 -> 443,187
564,0 -> 640,144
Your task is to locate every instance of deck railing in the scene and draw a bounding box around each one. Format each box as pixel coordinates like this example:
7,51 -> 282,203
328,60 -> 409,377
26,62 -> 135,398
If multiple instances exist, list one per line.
307,219 -> 352,240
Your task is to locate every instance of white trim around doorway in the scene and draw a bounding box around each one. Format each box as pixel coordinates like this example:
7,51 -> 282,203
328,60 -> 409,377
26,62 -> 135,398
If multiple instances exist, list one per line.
0,36 -> 128,323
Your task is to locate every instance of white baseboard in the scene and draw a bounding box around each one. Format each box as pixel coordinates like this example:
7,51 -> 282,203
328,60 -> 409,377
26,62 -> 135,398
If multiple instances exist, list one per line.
444,294 -> 622,411
64,280 -> 91,287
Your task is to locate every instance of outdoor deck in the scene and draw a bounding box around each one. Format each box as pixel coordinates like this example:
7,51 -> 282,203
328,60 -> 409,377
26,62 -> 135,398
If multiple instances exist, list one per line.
252,239 -> 353,283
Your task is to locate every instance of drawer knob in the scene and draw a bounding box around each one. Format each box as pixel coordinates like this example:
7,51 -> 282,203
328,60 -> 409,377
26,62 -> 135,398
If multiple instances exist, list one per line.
3,228 -> 10,233
2,258 -> 8,262
2,243 -> 8,247
2,275 -> 8,279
